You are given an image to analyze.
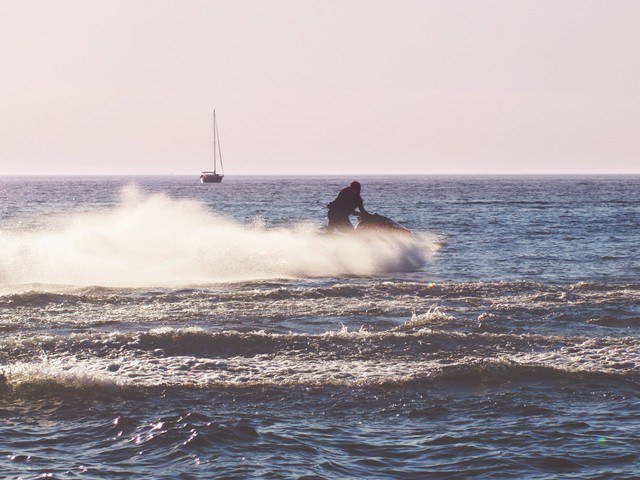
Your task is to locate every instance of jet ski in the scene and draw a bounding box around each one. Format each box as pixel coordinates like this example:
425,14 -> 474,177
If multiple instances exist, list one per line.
355,212 -> 412,236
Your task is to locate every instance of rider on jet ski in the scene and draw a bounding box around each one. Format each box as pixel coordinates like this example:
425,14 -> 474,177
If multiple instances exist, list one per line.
327,181 -> 368,233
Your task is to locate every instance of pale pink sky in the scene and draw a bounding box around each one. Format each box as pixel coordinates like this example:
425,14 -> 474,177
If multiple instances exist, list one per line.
1,0 -> 639,175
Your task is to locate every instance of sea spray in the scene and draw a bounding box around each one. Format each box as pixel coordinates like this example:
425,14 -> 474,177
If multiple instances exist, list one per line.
0,185 -> 436,288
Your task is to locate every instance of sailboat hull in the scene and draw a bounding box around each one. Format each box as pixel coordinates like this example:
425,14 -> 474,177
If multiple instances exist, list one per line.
200,172 -> 224,183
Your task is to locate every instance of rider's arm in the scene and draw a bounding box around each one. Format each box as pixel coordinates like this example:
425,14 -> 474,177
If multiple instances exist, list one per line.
357,196 -> 367,214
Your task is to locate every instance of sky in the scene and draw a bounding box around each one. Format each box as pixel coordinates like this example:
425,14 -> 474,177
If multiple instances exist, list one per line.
1,0 -> 639,175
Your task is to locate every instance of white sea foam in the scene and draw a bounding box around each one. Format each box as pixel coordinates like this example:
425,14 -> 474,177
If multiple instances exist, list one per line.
0,185 -> 437,288
5,334 -> 637,391
391,306 -> 456,332
2,351 -> 444,390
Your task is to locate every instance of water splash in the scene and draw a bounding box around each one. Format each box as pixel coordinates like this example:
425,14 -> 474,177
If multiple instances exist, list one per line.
0,185 -> 437,288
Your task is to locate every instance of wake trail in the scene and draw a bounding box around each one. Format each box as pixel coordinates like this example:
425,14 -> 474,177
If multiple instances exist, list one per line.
0,185 -> 439,288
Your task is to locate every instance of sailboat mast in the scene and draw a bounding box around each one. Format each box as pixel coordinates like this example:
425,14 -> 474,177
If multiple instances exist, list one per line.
215,115 -> 224,175
213,109 -> 217,174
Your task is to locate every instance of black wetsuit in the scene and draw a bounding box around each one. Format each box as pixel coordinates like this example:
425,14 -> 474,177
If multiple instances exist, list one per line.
327,186 -> 366,232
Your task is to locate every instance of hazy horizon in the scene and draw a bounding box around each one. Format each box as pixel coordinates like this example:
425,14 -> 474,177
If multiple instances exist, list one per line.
3,173 -> 640,179
2,0 -> 639,175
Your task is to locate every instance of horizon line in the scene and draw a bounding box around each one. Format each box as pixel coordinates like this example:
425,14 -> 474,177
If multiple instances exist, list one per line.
2,172 -> 639,177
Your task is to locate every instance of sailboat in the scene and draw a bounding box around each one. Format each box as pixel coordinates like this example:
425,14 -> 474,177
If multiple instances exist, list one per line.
200,109 -> 224,183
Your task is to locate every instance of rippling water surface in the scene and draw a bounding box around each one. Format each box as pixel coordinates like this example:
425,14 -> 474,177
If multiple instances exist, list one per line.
1,175 -> 639,478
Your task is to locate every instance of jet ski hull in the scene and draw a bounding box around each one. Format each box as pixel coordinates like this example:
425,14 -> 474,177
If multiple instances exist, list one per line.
355,213 -> 412,236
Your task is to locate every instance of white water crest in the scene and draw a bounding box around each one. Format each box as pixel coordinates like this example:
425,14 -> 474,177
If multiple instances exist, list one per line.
5,327 -> 638,391
0,185 -> 438,288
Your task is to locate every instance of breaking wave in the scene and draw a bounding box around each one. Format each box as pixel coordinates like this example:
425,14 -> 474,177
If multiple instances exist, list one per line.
2,325 -> 638,397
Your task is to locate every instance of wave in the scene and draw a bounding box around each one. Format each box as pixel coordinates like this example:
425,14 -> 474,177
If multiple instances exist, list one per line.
2,327 -> 638,397
3,278 -> 638,305
3,353 -> 638,401
2,280 -> 639,339
0,185 -> 437,288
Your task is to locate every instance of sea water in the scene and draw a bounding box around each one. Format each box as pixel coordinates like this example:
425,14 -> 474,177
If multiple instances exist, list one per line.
0,175 -> 639,479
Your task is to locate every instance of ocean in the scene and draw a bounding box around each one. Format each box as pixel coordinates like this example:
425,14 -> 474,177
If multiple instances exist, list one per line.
0,175 -> 638,479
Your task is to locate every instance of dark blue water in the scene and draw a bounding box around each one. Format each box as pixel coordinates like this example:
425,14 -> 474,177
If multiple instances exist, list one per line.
1,175 -> 639,478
